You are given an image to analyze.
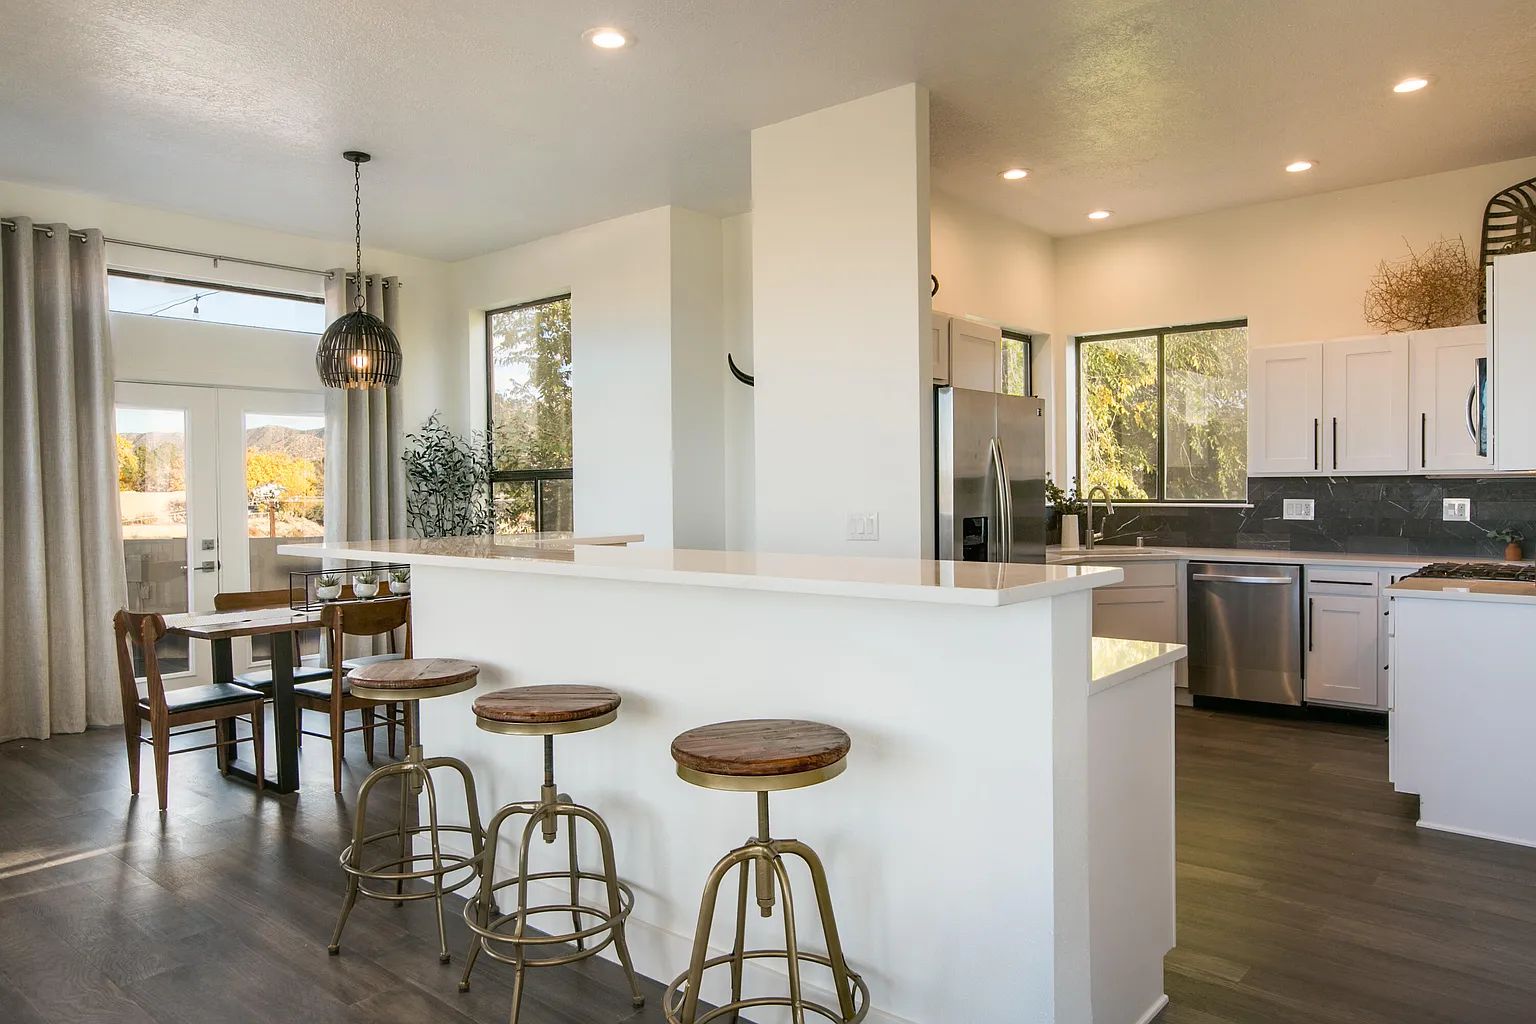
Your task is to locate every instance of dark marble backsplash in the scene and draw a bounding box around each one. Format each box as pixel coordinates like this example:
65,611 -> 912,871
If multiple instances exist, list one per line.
1094,476 -> 1536,559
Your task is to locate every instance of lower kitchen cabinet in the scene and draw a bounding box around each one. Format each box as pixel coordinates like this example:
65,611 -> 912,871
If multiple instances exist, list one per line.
1091,561 -> 1179,644
1304,568 -> 1383,708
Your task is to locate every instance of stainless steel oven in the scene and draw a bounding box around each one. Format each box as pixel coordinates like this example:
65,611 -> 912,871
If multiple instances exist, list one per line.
1187,562 -> 1303,705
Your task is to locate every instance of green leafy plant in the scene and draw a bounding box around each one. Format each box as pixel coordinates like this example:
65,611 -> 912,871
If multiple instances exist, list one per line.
355,571 -> 379,585
1487,527 -> 1525,544
1045,476 -> 1088,517
390,568 -> 410,584
317,574 -> 340,588
403,412 -> 494,538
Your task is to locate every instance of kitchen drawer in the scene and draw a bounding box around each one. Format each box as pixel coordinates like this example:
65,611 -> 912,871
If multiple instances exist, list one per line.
1097,561 -> 1178,589
1093,586 -> 1178,643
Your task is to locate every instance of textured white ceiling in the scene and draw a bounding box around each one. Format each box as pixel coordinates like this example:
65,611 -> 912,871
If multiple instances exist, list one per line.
2,0 -> 1533,260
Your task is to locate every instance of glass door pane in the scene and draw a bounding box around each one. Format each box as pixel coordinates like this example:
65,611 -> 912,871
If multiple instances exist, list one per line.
115,383 -> 220,683
245,410 -> 325,662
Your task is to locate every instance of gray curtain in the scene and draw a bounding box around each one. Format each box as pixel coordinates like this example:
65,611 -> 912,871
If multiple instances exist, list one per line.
323,271 -> 405,543
0,219 -> 128,742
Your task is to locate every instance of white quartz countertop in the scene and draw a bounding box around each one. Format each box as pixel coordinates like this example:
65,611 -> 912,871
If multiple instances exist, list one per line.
1090,637 -> 1187,695
281,537 -> 1124,607
1051,544 -> 1528,571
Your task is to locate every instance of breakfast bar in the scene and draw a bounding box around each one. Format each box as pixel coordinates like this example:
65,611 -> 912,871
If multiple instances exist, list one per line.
284,537 -> 1177,1023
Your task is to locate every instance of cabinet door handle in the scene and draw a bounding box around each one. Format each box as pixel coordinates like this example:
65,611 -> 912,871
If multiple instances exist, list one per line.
1308,596 -> 1314,652
1466,384 -> 1479,445
1332,417 -> 1339,471
1313,418 -> 1320,471
1420,412 -> 1427,469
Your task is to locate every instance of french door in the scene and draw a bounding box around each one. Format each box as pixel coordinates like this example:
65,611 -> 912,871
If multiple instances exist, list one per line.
115,382 -> 327,685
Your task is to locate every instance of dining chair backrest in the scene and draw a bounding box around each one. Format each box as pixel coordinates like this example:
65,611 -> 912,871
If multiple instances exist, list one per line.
113,609 -> 168,718
320,597 -> 412,644
213,588 -> 291,612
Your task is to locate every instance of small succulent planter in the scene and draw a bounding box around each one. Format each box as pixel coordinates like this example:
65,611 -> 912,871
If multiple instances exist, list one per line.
315,575 -> 343,601
353,572 -> 382,599
389,569 -> 411,595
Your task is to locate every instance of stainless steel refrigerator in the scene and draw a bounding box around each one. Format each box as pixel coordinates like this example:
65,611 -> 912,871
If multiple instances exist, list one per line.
935,386 -> 1047,563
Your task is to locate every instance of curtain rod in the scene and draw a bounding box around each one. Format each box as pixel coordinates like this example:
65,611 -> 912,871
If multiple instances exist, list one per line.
1,217 -> 336,279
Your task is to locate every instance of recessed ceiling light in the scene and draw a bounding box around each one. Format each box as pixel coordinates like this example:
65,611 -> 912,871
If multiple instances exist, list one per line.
1393,76 -> 1430,94
1285,160 -> 1315,173
584,27 -> 631,49
1087,210 -> 1112,221
1000,168 -> 1029,181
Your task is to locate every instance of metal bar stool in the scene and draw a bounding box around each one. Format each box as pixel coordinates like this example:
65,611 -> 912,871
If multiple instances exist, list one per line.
327,658 -> 486,963
458,685 -> 644,1024
665,719 -> 869,1024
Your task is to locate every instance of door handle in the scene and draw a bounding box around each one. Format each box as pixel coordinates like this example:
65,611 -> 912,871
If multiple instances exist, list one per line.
1313,418 -> 1320,472
193,560 -> 219,573
1420,412 -> 1427,469
1466,384 -> 1479,444
996,437 -> 1014,560
1308,596 -> 1314,651
1332,417 -> 1339,471
1191,573 -> 1294,585
988,437 -> 1007,561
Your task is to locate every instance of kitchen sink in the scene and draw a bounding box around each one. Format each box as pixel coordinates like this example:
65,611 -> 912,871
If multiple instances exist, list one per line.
1051,547 -> 1180,563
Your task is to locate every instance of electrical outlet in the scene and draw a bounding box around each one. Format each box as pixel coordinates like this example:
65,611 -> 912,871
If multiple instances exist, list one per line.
846,512 -> 880,541
1282,499 -> 1315,521
1442,498 -> 1471,522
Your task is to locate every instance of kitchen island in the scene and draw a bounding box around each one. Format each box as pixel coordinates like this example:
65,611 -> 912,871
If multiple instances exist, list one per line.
286,537 -> 1172,1024
1389,577 -> 1536,848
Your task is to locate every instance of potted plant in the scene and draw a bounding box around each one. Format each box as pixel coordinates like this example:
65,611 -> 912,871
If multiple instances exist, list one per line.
389,568 -> 411,595
315,574 -> 343,601
353,570 -> 381,599
1046,476 -> 1089,548
1488,527 -> 1525,562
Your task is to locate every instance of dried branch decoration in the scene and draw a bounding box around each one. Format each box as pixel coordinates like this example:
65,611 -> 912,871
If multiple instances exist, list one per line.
1363,236 -> 1481,332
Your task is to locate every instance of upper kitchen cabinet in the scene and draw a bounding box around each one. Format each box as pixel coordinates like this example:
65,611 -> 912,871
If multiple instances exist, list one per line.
1490,250 -> 1536,472
1248,343 -> 1323,475
931,311 -> 952,383
1322,334 -> 1409,474
948,317 -> 1003,392
1409,324 -> 1489,473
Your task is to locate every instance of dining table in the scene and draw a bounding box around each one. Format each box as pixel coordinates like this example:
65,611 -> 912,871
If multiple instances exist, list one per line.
163,606 -> 320,793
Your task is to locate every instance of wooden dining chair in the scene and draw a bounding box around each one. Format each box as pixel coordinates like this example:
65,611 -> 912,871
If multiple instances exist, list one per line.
294,598 -> 412,793
113,609 -> 267,812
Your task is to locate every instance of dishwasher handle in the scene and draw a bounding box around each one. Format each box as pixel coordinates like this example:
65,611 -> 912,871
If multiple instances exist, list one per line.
1191,573 -> 1295,585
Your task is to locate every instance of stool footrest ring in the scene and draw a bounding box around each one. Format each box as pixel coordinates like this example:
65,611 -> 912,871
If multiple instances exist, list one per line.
663,949 -> 869,1024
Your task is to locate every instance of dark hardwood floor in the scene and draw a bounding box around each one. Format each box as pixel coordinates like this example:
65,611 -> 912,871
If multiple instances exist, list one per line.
3,708 -> 1536,1022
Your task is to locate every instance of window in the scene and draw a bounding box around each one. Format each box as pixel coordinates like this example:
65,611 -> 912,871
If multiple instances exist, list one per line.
487,295 -> 573,534
1002,330 -> 1033,397
1077,321 -> 1248,503
108,271 -> 325,333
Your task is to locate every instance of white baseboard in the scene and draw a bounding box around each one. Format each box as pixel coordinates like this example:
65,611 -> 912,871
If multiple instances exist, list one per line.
1417,819 -> 1536,849
1133,993 -> 1170,1024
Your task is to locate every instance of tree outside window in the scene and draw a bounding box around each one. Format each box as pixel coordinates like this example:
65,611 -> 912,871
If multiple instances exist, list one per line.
487,295 -> 573,534
1078,321 -> 1248,503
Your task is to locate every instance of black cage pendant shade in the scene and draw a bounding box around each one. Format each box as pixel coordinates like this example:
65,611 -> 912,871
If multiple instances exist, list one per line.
317,151 -> 402,389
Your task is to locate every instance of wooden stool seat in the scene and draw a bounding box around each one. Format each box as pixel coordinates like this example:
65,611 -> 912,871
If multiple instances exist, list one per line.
473,685 -> 621,736
349,658 -> 480,702
670,719 -> 851,792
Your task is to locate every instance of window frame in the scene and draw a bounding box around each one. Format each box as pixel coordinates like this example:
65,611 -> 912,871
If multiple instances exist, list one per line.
1075,318 -> 1249,506
484,293 -> 574,534
1001,329 -> 1033,397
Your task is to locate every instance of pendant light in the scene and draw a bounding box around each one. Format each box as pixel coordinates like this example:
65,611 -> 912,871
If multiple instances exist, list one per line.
316,151 -> 402,389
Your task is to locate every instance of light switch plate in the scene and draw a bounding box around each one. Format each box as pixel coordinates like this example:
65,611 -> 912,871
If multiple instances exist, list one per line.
846,512 -> 880,541
1442,498 -> 1471,522
1282,499 -> 1315,521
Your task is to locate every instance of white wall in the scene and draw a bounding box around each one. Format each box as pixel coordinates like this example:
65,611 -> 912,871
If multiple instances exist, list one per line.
0,178 -> 453,422
721,213 -> 755,551
453,205 -> 729,550
752,83 -> 932,558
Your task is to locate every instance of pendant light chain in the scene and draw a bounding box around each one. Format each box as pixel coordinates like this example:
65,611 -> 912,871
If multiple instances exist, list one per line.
353,158 -> 364,312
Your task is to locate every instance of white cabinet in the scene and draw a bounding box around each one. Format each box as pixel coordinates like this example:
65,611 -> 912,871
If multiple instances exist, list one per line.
931,311 -> 951,383
1091,561 -> 1179,644
1410,325 -> 1489,472
1322,335 -> 1410,473
948,317 -> 1002,392
1248,343 -> 1323,475
1304,568 -> 1381,708
1490,250 -> 1536,471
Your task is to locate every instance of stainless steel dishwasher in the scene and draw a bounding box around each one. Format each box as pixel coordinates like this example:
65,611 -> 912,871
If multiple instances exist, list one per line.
1187,561 -> 1303,705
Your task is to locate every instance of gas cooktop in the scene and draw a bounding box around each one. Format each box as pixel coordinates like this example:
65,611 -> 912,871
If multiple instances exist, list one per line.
1409,561 -> 1536,583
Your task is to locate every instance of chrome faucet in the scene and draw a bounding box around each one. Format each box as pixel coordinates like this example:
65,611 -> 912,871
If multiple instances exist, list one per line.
1084,486 -> 1115,550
